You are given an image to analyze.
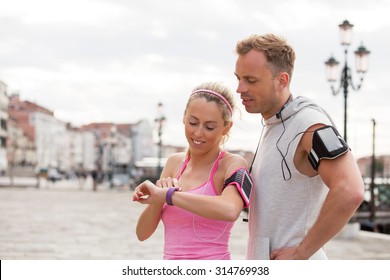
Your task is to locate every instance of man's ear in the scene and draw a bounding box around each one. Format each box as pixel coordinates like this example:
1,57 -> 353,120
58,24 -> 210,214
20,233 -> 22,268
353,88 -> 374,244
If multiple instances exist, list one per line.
277,72 -> 290,89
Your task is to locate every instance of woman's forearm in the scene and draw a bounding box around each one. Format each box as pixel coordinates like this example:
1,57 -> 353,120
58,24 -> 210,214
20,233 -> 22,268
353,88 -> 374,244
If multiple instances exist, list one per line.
136,204 -> 164,241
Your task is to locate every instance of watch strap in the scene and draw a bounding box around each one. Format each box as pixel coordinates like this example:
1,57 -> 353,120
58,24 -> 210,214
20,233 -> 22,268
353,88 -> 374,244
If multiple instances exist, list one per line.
166,187 -> 180,206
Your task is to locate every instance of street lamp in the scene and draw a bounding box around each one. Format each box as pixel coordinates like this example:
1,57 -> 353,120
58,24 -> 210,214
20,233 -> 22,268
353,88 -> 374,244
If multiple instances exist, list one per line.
325,19 -> 370,143
108,125 -> 117,188
369,119 -> 376,223
155,102 -> 166,177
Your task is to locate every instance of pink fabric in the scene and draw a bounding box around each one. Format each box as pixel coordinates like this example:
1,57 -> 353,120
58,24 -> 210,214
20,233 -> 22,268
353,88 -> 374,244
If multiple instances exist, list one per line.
161,151 -> 233,260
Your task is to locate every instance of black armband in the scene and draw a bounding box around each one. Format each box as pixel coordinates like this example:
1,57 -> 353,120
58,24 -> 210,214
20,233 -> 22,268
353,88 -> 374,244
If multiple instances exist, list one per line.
308,125 -> 350,170
223,168 -> 253,208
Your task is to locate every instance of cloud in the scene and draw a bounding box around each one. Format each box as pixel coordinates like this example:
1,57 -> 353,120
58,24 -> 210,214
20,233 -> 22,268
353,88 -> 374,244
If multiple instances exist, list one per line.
1,0 -> 389,158
0,0 -> 128,26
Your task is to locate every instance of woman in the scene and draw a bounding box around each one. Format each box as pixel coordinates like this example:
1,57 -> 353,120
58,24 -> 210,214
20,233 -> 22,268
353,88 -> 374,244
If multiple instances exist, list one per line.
132,82 -> 250,260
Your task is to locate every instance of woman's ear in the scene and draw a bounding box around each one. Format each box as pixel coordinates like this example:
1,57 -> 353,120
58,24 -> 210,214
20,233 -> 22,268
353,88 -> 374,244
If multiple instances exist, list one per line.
223,121 -> 233,135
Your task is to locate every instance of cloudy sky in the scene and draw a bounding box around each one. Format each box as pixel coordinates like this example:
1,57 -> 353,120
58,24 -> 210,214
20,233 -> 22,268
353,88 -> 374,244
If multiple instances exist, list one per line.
1,0 -> 390,158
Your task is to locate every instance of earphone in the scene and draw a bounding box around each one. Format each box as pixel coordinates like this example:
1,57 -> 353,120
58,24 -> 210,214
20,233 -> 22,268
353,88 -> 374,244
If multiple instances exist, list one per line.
275,96 -> 338,180
276,94 -> 293,119
245,96 -> 339,222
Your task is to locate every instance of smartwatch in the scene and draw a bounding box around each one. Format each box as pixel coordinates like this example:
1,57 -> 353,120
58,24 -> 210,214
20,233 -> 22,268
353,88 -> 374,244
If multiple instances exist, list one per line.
166,187 -> 180,206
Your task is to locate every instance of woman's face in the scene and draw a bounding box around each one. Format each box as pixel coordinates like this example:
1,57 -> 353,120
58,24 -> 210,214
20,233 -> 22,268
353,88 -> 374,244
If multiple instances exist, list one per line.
183,97 -> 231,154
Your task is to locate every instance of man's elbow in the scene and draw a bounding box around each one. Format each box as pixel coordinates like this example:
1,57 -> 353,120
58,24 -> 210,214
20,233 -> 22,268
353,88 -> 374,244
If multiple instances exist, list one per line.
346,183 -> 365,211
353,188 -> 365,208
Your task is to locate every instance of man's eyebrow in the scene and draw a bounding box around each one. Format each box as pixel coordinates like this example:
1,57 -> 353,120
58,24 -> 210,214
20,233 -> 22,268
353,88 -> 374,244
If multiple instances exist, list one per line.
235,72 -> 257,79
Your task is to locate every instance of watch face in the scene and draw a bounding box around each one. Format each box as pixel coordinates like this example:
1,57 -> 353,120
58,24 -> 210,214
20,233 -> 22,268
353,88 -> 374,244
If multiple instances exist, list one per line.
316,127 -> 344,152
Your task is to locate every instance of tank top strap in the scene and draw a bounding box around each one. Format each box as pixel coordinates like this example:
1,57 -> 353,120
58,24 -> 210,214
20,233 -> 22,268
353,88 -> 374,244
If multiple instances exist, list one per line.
176,155 -> 191,180
208,150 -> 225,181
176,150 -> 225,181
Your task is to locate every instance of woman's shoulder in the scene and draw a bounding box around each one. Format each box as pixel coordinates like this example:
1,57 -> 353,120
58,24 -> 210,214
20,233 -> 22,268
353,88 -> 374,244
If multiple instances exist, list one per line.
214,151 -> 248,183
166,152 -> 187,165
223,151 -> 246,161
221,151 -> 248,169
162,152 -> 187,178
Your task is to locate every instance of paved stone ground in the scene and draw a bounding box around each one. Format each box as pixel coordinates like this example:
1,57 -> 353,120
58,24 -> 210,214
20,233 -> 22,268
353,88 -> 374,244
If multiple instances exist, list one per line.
0,178 -> 389,260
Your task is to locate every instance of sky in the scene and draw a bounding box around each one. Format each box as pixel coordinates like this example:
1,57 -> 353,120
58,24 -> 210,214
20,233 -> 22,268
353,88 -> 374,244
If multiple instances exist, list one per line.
1,0 -> 390,158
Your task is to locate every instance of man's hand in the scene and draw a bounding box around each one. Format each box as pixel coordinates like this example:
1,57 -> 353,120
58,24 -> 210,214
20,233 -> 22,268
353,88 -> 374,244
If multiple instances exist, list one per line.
270,246 -> 308,260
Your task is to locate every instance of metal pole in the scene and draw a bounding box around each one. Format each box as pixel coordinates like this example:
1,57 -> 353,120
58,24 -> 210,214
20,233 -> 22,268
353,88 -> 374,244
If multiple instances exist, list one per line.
369,119 -> 376,224
342,49 -> 349,143
343,84 -> 348,143
109,142 -> 114,188
155,102 -> 165,178
157,121 -> 162,177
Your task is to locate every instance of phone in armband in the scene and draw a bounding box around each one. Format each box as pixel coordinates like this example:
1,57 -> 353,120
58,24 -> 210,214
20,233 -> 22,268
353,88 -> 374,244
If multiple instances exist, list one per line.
308,125 -> 350,170
223,168 -> 253,208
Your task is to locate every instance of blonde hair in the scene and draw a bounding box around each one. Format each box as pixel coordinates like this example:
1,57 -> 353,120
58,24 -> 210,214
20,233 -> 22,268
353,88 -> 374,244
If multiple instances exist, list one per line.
184,82 -> 235,146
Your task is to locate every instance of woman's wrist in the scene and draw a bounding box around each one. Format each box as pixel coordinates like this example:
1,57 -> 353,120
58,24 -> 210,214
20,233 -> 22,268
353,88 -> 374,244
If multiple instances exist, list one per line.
166,187 -> 180,206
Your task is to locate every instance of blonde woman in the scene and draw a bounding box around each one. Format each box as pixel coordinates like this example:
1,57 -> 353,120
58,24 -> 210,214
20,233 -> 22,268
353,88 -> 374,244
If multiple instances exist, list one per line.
132,82 -> 251,260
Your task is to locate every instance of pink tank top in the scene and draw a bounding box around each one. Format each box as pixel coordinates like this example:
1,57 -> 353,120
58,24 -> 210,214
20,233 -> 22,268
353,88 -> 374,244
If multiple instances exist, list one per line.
161,151 -> 233,260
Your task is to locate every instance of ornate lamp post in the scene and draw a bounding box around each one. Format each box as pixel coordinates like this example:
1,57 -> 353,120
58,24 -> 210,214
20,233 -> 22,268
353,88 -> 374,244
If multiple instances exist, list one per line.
108,125 -> 117,188
369,119 -> 376,223
155,102 -> 166,177
325,19 -> 370,143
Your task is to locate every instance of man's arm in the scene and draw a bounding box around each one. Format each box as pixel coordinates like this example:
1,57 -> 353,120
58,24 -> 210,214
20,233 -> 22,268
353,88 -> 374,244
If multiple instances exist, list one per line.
271,125 -> 364,260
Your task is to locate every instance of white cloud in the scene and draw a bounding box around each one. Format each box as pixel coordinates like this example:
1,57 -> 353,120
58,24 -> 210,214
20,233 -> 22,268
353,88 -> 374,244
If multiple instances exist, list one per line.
1,0 -> 389,158
0,0 -> 129,26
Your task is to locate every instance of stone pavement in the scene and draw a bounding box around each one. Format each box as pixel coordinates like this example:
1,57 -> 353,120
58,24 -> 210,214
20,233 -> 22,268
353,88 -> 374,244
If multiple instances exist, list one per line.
0,178 -> 389,260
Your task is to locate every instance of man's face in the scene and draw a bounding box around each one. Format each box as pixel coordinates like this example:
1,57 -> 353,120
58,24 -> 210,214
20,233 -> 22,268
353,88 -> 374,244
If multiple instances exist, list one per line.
234,49 -> 280,119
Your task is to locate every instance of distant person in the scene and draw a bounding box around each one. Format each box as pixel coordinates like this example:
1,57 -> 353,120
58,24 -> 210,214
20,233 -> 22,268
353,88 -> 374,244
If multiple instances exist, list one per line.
91,169 -> 98,191
47,166 -> 60,183
77,169 -> 87,189
132,82 -> 252,260
234,34 -> 364,259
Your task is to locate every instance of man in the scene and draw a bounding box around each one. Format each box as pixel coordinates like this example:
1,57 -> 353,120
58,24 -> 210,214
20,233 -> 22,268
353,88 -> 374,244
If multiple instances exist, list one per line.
234,34 -> 364,260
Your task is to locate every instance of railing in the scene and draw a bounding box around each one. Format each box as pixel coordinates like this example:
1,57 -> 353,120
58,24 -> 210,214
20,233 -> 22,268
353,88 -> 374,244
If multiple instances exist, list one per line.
354,210 -> 390,224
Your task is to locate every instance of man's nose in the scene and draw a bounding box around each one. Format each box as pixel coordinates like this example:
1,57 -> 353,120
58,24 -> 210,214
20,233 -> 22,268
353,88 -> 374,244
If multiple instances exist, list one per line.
236,81 -> 247,94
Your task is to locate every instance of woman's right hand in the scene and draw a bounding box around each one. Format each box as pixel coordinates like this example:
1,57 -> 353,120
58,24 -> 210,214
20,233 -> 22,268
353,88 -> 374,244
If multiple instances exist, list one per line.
132,180 -> 169,205
156,177 -> 179,189
132,180 -> 150,202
